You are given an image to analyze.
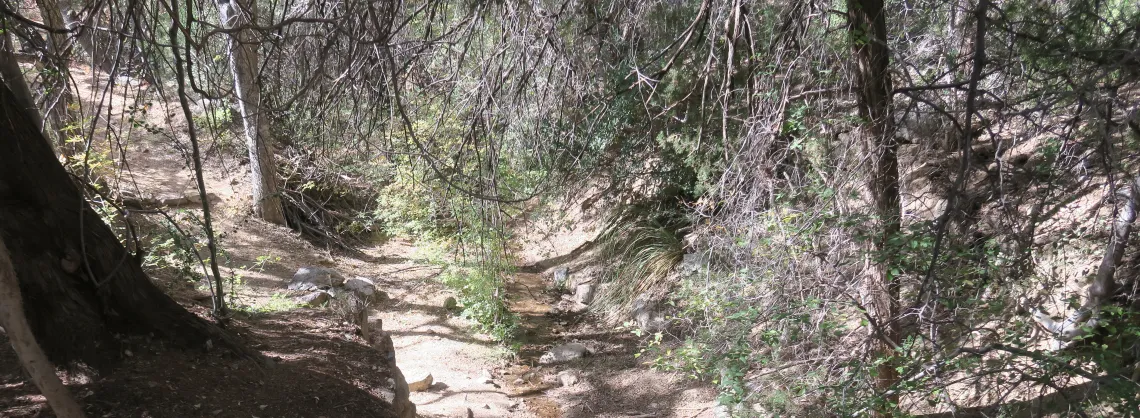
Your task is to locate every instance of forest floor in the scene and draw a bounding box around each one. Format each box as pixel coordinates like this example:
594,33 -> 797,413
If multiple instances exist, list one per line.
0,66 -> 717,417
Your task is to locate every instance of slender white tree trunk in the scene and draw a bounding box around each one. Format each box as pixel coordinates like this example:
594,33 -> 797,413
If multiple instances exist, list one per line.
0,236 -> 87,418
217,0 -> 286,225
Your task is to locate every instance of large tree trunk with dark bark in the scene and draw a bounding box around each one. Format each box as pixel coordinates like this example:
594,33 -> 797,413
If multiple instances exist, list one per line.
847,0 -> 902,415
0,236 -> 86,418
0,82 -> 252,369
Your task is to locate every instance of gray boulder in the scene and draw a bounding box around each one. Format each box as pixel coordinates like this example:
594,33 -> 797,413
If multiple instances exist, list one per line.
344,276 -> 388,303
553,267 -> 570,288
573,283 -> 596,305
288,266 -> 346,291
296,290 -> 330,307
633,294 -> 667,333
539,343 -> 592,364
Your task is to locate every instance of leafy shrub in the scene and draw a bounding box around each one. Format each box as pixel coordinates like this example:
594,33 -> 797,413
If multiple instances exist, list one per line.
441,262 -> 519,341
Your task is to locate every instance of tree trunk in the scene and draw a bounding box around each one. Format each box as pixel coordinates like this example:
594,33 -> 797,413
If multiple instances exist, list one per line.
43,0 -> 122,77
217,0 -> 286,225
0,22 -> 45,134
847,0 -> 902,415
0,236 -> 87,418
66,7 -> 121,77
0,82 -> 253,369
34,0 -> 78,153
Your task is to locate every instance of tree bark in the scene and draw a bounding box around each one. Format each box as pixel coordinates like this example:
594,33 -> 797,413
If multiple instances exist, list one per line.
168,1 -> 229,319
0,22 -> 45,134
0,82 -> 253,369
847,0 -> 902,414
65,7 -> 121,76
217,0 -> 286,225
34,0 -> 78,153
0,236 -> 87,418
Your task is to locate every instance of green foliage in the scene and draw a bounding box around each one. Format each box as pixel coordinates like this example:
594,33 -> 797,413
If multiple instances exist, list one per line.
192,104 -> 234,133
142,213 -> 207,282
594,205 -> 687,323
441,261 -> 519,341
225,253 -> 283,310
369,150 -> 524,340
371,168 -> 522,341
373,166 -> 449,239
233,293 -> 302,315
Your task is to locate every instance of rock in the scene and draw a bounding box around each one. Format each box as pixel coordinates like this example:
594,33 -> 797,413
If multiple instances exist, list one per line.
573,283 -> 596,305
373,332 -> 416,418
553,267 -> 570,288
444,296 -> 458,310
296,291 -> 330,307
326,286 -> 370,323
679,252 -> 706,276
557,370 -> 579,387
538,343 -> 591,364
343,276 -> 387,302
407,373 -> 433,392
567,301 -> 589,314
288,267 -> 346,291
712,404 -> 733,418
633,294 -> 667,333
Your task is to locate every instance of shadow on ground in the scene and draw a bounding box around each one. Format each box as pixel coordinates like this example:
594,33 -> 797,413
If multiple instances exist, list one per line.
917,380 -> 1116,418
0,308 -> 406,418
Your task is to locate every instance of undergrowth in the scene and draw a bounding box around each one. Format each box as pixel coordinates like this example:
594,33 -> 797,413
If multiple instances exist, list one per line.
594,203 -> 687,324
372,162 -> 523,341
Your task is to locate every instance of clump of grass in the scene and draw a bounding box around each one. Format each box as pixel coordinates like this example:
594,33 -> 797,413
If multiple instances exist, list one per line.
593,206 -> 686,324
233,292 -> 301,316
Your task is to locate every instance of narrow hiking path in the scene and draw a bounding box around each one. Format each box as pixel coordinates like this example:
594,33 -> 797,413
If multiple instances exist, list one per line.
356,242 -> 719,418
0,68 -> 719,417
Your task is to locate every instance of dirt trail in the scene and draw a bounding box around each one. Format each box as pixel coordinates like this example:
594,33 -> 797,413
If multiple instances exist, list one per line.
359,247 -> 717,418
4,69 -> 718,417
